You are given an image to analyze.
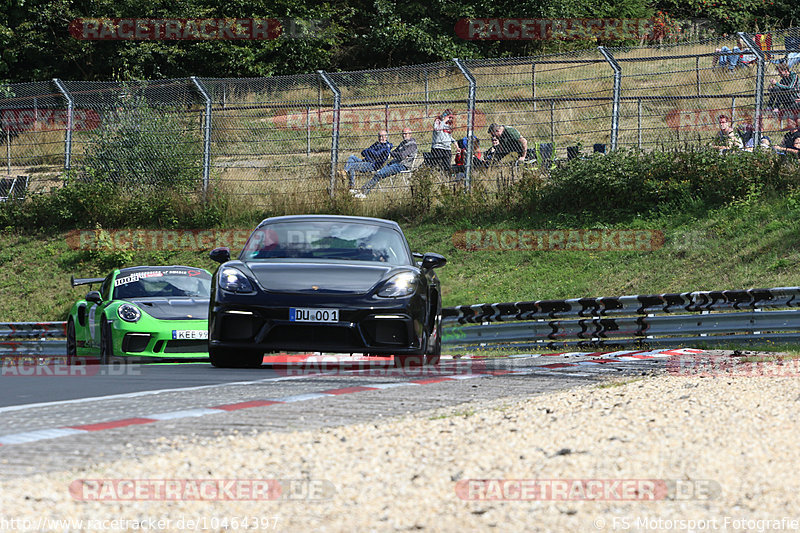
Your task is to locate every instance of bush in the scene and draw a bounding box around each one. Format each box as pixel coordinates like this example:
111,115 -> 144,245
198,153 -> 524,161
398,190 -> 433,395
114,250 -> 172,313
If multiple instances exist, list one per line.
533,148 -> 800,222
78,99 -> 203,192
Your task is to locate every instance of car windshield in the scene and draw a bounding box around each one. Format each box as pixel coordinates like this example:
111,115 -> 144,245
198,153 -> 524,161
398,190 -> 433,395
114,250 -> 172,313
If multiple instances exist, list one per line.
241,221 -> 412,265
113,269 -> 211,299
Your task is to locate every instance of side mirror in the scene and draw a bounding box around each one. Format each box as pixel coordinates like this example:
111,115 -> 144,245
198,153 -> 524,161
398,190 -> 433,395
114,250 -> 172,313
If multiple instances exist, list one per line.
85,291 -> 102,304
421,252 -> 446,270
210,247 -> 231,264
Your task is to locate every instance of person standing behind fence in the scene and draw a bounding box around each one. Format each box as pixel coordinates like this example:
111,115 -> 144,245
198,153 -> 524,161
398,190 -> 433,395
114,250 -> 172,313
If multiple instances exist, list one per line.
710,114 -> 744,152
768,62 -> 800,117
487,123 -> 528,163
354,128 -> 418,198
428,109 -> 456,171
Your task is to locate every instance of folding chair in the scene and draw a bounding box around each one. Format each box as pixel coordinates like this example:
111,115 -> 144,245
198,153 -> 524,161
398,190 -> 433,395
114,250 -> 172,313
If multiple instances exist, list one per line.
0,175 -> 28,202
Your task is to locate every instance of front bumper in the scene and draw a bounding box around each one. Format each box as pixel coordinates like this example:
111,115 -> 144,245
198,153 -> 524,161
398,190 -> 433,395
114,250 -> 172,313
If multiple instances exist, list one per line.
209,297 -> 426,354
111,319 -> 209,359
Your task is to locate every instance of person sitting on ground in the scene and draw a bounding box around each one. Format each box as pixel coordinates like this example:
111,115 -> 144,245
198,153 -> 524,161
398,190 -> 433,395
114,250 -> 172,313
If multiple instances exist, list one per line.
713,41 -> 744,71
775,117 -> 800,154
767,62 -> 800,116
775,135 -> 800,157
487,123 -> 529,164
354,128 -> 418,197
344,130 -> 392,189
483,136 -> 500,165
427,109 -> 457,172
758,135 -> 772,150
710,114 -> 744,152
454,136 -> 483,168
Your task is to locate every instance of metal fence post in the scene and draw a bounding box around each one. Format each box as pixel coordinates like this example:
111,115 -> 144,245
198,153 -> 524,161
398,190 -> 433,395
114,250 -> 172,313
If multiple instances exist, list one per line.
190,76 -> 212,199
53,79 -> 73,172
637,97 -> 642,149
454,58 -> 476,191
531,62 -> 536,111
739,32 -> 766,143
317,70 -> 340,197
598,47 -> 621,151
306,105 -> 311,157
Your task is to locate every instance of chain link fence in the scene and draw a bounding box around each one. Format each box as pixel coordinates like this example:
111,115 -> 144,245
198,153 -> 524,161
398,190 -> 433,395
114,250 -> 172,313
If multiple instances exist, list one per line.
0,29 -> 796,208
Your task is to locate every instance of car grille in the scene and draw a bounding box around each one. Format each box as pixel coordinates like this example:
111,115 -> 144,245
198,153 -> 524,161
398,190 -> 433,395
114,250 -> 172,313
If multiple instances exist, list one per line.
164,340 -> 208,353
266,325 -> 359,348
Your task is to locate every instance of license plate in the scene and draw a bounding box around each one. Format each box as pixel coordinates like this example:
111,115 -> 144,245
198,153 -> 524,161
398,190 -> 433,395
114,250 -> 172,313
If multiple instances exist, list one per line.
290,308 -> 339,323
172,330 -> 208,340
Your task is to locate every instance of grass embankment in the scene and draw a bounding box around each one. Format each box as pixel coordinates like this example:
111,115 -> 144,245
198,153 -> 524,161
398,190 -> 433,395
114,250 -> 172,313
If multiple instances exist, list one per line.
0,191 -> 798,322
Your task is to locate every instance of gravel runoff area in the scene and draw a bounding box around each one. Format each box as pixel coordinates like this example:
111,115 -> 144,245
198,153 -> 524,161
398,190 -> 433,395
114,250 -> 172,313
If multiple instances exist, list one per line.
1,367 -> 799,532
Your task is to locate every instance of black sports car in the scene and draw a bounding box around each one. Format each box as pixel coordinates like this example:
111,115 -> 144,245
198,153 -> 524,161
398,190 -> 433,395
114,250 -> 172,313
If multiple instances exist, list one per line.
207,215 -> 446,368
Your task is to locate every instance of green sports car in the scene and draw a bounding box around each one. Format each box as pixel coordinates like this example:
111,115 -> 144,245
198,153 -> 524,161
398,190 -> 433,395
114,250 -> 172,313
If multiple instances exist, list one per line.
67,266 -> 212,364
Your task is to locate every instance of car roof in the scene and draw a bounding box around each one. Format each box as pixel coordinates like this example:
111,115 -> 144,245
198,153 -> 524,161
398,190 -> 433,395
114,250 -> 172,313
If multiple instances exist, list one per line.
255,214 -> 403,232
115,266 -> 210,275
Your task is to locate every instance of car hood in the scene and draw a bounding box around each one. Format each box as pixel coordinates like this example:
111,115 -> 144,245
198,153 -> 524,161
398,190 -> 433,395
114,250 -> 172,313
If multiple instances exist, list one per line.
127,298 -> 209,320
244,261 -> 403,294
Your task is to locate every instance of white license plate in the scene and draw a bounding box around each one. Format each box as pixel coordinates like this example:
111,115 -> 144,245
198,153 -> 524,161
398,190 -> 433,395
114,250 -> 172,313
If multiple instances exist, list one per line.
172,330 -> 208,340
290,308 -> 339,323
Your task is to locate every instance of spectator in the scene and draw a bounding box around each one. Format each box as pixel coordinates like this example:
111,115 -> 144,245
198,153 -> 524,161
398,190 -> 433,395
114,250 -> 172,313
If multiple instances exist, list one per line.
778,116 -> 800,149
354,128 -> 418,197
776,135 -> 800,157
759,136 -> 772,150
711,114 -> 744,152
454,136 -> 483,168
713,42 -> 746,71
483,136 -> 500,164
428,109 -> 456,171
767,62 -> 800,116
344,130 -> 392,189
487,123 -> 529,163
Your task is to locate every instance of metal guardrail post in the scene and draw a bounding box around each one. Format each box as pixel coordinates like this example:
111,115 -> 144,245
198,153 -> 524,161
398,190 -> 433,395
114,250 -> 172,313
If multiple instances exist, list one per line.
739,32 -> 766,143
454,58 -> 476,191
190,77 -> 212,199
598,47 -> 621,151
53,79 -> 73,172
317,70 -> 340,197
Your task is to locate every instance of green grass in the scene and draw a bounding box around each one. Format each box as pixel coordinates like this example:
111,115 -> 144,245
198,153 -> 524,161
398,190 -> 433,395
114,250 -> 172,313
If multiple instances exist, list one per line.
2,192 -> 800,322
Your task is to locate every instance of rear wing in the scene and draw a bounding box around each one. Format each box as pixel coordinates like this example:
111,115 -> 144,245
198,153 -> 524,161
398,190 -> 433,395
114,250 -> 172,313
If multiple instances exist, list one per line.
71,275 -> 105,287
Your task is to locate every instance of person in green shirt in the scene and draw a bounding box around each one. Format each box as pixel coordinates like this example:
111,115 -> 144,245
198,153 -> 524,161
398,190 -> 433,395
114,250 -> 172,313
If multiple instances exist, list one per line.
487,123 -> 529,163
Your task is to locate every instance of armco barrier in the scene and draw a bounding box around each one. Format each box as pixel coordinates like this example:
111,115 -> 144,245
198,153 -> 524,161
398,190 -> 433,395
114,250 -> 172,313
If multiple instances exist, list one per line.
0,322 -> 67,356
441,287 -> 800,350
5,287 -> 800,355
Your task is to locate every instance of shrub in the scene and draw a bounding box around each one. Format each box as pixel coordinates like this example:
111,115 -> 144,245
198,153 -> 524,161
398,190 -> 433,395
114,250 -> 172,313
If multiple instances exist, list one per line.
77,98 -> 203,193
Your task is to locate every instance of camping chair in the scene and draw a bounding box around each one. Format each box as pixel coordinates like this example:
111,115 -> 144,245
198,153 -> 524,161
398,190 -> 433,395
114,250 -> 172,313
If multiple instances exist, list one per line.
0,175 -> 29,202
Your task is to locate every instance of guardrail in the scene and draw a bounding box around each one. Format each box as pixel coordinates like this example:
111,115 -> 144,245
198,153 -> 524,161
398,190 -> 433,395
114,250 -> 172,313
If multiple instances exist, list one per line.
0,322 -> 67,355
4,287 -> 800,356
441,286 -> 800,350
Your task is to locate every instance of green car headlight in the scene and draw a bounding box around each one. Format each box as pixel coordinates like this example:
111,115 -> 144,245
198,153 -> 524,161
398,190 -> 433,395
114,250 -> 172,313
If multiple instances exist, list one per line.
118,303 -> 142,323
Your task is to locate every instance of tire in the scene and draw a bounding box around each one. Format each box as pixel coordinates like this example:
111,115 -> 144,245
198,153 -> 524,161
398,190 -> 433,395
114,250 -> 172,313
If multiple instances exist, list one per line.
66,319 -> 77,362
425,318 -> 442,366
393,332 -> 428,368
100,319 -> 114,365
209,346 -> 264,368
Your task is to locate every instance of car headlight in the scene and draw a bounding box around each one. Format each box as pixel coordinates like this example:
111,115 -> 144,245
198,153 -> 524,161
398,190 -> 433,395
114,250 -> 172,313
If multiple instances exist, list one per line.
117,303 -> 141,323
377,272 -> 417,298
219,267 -> 255,293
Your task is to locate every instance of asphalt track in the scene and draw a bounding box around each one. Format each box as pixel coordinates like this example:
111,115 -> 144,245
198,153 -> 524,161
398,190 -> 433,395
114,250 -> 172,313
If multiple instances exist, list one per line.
0,350 -> 685,478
